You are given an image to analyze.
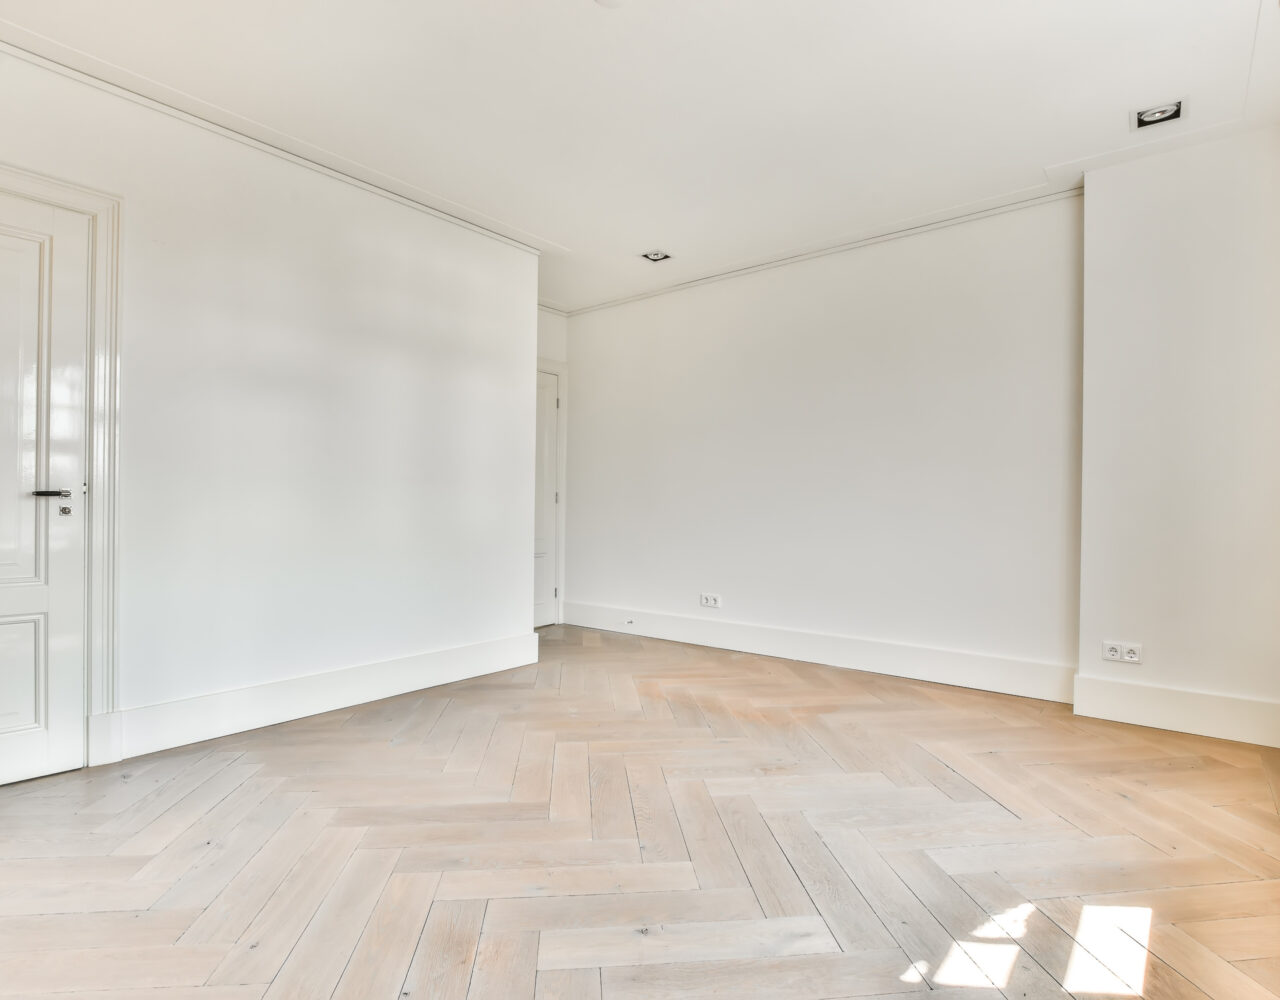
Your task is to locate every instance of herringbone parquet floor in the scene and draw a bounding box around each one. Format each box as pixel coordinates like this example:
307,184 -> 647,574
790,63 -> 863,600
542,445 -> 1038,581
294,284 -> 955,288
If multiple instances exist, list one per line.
2,626 -> 1279,999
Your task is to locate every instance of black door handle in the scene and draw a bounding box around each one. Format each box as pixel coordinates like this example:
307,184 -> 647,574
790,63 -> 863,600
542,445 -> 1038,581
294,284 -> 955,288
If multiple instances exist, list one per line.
32,489 -> 73,498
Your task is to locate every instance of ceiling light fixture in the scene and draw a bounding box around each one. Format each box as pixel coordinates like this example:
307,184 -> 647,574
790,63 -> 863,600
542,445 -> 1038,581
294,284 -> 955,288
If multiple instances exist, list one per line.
641,250 -> 671,261
1135,101 -> 1182,128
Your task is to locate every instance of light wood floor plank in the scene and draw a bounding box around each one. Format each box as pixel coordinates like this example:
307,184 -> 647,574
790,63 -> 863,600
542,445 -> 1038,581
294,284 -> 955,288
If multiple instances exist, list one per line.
626,760 -> 689,863
362,818 -> 590,849
714,795 -> 816,917
205,826 -> 365,984
550,741 -> 590,823
539,914 -> 839,970
177,807 -> 332,945
1,625 -> 1275,999
0,945 -> 224,995
154,791 -> 310,912
883,848 -> 1067,998
467,929 -> 539,999
0,909 -> 197,953
764,810 -> 895,950
93,753 -> 240,838
513,731 -> 558,804
667,779 -> 750,889
600,950 -> 918,1000
589,752 -> 636,842
331,871 -> 439,1000
400,899 -> 486,1000
1239,958 -> 1280,996
1177,915 -> 1280,961
437,862 -> 699,900
813,823 -> 991,989
131,777 -> 283,886
536,969 -> 601,1000
114,763 -> 260,858
396,837 -> 640,872
1142,924 -> 1280,1000
484,887 -> 761,932
0,989 -> 264,1000
954,871 -> 1134,996
1002,854 -> 1256,898
260,848 -> 399,998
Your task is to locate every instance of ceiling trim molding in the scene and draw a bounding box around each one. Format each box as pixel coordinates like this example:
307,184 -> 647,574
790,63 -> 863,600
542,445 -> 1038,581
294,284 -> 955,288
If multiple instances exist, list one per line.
567,187 -> 1084,318
537,303 -> 570,318
0,40 -> 542,256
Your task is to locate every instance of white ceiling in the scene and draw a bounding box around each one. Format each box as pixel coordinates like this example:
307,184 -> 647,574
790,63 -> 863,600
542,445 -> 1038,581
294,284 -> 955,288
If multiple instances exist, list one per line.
1,0 -> 1277,312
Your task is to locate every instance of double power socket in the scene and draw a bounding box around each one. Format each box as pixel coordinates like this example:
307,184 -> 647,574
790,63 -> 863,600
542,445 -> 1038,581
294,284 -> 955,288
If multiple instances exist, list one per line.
1102,640 -> 1143,664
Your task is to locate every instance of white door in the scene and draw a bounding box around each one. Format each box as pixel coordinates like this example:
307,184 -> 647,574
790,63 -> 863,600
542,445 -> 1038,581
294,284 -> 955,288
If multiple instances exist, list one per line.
534,370 -> 559,627
0,191 -> 91,785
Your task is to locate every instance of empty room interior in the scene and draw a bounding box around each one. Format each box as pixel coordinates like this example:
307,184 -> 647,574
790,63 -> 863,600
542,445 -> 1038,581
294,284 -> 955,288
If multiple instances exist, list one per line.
2,1 -> 1280,998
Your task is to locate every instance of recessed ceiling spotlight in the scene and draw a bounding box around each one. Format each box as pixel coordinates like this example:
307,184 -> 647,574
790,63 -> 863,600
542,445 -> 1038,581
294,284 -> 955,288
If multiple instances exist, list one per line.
1135,101 -> 1183,128
641,250 -> 671,262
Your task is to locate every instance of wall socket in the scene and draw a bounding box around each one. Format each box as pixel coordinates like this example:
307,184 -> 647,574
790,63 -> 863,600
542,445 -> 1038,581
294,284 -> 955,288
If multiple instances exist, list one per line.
1102,640 -> 1143,663
700,593 -> 722,609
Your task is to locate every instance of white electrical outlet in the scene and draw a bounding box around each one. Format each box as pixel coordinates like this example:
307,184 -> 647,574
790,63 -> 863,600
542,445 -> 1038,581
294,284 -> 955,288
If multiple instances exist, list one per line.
1102,640 -> 1142,663
700,593 -> 722,609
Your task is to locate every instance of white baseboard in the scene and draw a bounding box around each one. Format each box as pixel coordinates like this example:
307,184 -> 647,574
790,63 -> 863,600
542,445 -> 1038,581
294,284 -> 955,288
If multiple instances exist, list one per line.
1074,674 -> 1280,749
87,632 -> 538,765
563,602 -> 1075,703
87,710 -> 124,767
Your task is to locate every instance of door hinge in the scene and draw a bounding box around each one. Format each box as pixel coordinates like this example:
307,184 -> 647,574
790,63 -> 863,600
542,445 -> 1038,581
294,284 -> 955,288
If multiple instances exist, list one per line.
554,587 -> 558,598
555,491 -> 559,503
556,397 -> 560,409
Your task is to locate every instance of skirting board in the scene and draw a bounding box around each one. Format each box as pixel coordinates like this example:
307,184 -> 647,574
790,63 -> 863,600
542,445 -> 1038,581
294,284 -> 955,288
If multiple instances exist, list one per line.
87,631 -> 538,764
1074,675 -> 1280,750
563,602 -> 1075,703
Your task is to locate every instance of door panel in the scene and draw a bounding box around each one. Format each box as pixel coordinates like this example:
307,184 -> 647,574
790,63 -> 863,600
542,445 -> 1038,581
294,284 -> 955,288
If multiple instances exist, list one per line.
533,371 -> 558,628
0,230 -> 42,585
0,616 -> 41,735
0,191 -> 90,785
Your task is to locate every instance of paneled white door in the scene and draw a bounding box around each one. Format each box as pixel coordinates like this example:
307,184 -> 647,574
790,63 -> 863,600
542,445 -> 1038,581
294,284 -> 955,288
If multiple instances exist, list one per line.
0,191 -> 91,785
534,370 -> 559,627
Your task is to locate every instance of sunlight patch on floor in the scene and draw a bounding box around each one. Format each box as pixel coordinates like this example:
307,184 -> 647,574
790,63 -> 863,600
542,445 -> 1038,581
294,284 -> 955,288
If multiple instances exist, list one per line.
898,960 -> 929,984
973,902 -> 1036,939
1064,904 -> 1152,995
895,902 -> 1150,995
935,940 -> 1019,987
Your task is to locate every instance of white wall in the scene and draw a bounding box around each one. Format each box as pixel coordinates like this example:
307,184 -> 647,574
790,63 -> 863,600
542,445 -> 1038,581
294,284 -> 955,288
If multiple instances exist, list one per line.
538,306 -> 569,363
566,197 -> 1084,701
0,53 -> 539,756
1075,127 -> 1280,747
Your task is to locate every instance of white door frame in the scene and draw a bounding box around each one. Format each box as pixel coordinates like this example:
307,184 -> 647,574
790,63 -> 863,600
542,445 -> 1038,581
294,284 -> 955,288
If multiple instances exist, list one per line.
537,358 -> 567,625
0,163 -> 121,767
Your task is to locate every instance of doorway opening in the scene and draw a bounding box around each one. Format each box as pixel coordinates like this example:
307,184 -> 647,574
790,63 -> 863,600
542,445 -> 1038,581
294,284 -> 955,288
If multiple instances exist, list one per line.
534,362 -> 565,627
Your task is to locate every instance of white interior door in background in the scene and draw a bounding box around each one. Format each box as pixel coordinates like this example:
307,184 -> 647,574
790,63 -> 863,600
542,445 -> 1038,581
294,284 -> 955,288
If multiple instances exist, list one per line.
534,370 -> 560,627
0,190 -> 91,785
